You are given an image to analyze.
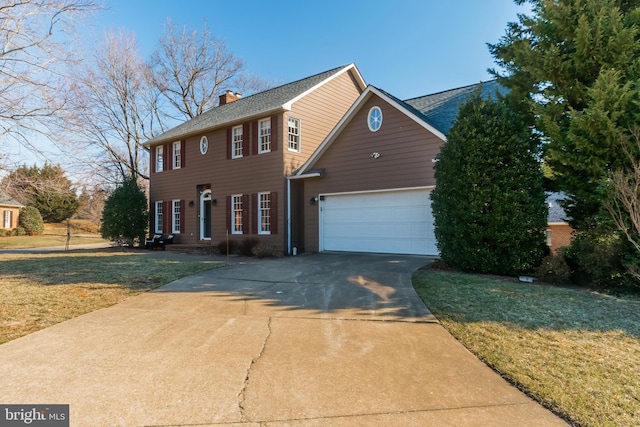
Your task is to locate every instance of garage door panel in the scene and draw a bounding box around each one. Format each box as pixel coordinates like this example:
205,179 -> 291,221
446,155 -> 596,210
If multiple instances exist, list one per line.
320,189 -> 438,255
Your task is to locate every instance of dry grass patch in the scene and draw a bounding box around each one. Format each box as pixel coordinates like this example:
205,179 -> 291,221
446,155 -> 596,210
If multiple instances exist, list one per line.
413,269 -> 640,427
0,251 -> 221,344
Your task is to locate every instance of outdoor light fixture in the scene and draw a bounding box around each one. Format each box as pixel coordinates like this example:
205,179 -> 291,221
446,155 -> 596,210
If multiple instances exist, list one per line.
371,152 -> 381,159
212,199 -> 217,206
188,200 -> 194,207
310,197 -> 318,205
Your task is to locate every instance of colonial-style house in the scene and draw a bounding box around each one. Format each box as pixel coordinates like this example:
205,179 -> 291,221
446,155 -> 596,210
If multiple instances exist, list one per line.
0,195 -> 23,230
143,64 -> 366,253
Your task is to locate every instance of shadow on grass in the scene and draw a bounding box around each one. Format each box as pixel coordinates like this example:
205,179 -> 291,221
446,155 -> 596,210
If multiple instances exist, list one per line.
412,269 -> 640,339
0,250 -> 222,291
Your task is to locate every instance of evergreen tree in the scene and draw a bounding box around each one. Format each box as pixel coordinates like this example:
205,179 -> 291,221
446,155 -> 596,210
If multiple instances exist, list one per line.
1,163 -> 79,222
101,178 -> 148,246
489,0 -> 640,229
431,90 -> 548,275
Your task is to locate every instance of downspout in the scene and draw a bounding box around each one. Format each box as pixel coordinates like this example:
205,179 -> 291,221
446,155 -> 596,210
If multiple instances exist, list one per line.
287,178 -> 291,255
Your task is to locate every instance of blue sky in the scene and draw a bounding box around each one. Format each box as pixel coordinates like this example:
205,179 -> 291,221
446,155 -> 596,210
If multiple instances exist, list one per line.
93,0 -> 528,99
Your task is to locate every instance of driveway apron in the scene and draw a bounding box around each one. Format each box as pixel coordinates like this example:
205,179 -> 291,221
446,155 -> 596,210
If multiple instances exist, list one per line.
0,252 -> 567,426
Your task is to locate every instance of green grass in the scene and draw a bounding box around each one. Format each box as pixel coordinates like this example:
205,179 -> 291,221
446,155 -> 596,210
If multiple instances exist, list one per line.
0,221 -> 108,249
0,251 -> 222,344
412,269 -> 640,427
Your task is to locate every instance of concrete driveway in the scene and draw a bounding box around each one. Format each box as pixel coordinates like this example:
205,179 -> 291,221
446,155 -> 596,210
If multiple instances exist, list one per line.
0,252 -> 566,426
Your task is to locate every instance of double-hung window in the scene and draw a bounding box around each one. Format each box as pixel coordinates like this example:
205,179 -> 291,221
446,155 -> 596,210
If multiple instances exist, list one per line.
172,142 -> 181,169
155,146 -> 163,172
258,192 -> 271,234
258,119 -> 271,153
3,210 -> 11,229
232,126 -> 243,158
288,117 -> 300,152
172,200 -> 181,233
231,194 -> 243,234
155,201 -> 163,233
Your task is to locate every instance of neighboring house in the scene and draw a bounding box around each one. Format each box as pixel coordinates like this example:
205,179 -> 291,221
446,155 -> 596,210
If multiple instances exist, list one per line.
0,195 -> 23,230
143,64 -> 366,252
290,81 -> 503,256
546,192 -> 573,254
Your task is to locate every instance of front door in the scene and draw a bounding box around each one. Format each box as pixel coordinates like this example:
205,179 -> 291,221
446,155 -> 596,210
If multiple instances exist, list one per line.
200,190 -> 212,240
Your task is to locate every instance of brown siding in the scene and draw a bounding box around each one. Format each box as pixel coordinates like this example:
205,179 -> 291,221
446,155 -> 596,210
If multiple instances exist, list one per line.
149,120 -> 287,251
301,94 -> 444,252
547,223 -> 573,254
0,207 -> 20,229
148,68 -> 364,253
283,70 -> 364,175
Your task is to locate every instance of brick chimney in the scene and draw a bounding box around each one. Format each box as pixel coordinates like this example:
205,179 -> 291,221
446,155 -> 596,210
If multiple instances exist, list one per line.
219,90 -> 242,105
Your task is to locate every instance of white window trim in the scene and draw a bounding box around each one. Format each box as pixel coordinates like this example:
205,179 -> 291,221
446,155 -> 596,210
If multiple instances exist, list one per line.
231,194 -> 243,234
155,146 -> 163,172
232,125 -> 243,159
3,210 -> 11,229
172,200 -> 181,234
155,201 -> 163,233
172,141 -> 181,169
258,192 -> 271,235
200,136 -> 208,155
258,118 -> 271,154
288,116 -> 300,153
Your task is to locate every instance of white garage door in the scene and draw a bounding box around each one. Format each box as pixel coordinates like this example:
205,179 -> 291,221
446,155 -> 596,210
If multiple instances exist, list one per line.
320,189 -> 438,255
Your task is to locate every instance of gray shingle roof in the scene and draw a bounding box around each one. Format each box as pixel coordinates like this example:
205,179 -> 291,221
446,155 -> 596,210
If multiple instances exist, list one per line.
0,194 -> 24,207
145,64 -> 360,146
404,80 -> 506,135
547,192 -> 570,223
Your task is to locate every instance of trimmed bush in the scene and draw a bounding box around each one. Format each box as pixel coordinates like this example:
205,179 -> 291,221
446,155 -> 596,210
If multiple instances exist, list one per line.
216,239 -> 237,255
535,252 -> 571,285
239,238 -> 260,257
101,178 -> 148,247
563,231 -> 626,289
18,206 -> 44,235
252,242 -> 275,258
431,89 -> 548,276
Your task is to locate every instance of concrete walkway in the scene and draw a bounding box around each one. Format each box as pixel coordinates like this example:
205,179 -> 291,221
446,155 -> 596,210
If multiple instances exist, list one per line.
0,252 -> 567,426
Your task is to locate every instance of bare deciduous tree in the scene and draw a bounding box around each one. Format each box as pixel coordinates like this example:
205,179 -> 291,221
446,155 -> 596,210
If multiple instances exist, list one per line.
0,0 -> 100,157
67,30 -> 160,183
148,20 -> 271,121
605,128 -> 640,279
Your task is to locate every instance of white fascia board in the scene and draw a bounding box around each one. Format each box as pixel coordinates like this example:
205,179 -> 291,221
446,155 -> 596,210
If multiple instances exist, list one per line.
282,63 -> 366,110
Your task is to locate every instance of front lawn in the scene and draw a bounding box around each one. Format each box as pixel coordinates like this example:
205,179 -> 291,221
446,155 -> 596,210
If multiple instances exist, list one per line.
413,269 -> 639,427
0,251 -> 221,344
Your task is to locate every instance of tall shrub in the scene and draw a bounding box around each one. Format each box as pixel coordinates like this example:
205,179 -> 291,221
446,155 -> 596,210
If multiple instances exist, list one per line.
431,89 -> 548,275
18,206 -> 44,235
101,178 -> 148,246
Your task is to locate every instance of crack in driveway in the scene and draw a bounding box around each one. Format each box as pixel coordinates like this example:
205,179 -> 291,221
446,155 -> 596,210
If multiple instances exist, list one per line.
238,316 -> 272,422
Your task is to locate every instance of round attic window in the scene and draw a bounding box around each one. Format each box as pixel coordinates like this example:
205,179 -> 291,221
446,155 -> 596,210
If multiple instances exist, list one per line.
367,106 -> 383,132
200,136 -> 208,154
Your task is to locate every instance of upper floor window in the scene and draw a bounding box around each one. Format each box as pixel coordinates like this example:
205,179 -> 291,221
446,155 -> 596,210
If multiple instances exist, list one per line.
232,126 -> 243,158
288,117 -> 300,152
172,141 -> 181,169
172,200 -> 181,233
155,146 -> 163,172
200,136 -> 208,155
231,194 -> 243,234
258,192 -> 271,234
258,118 -> 271,153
